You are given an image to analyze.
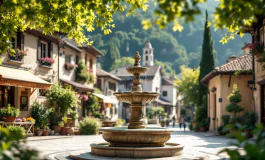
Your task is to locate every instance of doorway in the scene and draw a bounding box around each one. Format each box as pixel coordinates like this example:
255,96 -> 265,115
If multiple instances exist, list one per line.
260,85 -> 265,125
213,93 -> 217,132
0,86 -> 15,108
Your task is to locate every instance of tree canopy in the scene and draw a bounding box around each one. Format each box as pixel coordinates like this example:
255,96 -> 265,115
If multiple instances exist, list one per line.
174,66 -> 200,105
110,57 -> 134,71
0,0 -> 260,55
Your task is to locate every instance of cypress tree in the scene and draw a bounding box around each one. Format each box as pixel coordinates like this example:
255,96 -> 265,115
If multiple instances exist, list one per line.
197,11 -> 215,106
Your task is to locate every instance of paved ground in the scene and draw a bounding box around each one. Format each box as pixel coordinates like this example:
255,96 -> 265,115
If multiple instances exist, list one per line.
26,125 -> 235,160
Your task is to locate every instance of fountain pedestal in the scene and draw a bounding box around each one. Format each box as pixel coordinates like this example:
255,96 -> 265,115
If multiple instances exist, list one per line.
71,51 -> 184,159
128,103 -> 145,129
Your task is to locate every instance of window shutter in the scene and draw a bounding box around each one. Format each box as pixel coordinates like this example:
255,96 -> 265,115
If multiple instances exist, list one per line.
48,42 -> 53,58
17,32 -> 21,49
20,33 -> 24,50
37,39 -> 41,60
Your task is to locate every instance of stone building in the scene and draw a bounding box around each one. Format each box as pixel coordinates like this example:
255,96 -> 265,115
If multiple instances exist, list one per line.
201,49 -> 253,132
0,31 -> 103,118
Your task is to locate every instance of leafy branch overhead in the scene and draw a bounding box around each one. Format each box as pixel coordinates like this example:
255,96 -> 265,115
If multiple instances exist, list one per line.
0,0 -> 262,55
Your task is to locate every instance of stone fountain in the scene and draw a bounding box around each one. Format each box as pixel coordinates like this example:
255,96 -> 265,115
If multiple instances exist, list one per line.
70,52 -> 184,159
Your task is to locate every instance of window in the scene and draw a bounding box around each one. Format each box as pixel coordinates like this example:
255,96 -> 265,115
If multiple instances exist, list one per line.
97,79 -> 102,90
89,59 -> 93,69
65,54 -> 71,63
40,41 -> 48,58
76,55 -> 79,64
109,82 -> 116,91
11,37 -> 17,49
145,51 -> 148,54
149,50 -> 151,54
146,56 -> 148,61
260,27 -> 264,45
38,80 -> 51,97
162,91 -> 167,97
38,89 -> 49,97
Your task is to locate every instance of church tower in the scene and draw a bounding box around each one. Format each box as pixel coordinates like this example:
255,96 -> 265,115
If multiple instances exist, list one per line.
142,40 -> 154,66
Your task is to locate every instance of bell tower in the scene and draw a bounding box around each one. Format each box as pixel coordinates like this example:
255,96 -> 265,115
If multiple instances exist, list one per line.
142,40 -> 154,67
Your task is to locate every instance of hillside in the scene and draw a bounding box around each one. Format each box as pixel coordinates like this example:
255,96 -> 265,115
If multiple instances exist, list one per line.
86,1 -> 251,76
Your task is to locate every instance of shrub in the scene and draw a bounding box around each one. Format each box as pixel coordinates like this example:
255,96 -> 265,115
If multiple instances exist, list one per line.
219,124 -> 265,159
115,118 -> 126,127
180,109 -> 187,116
0,127 -> 39,160
226,84 -> 244,116
189,124 -> 193,130
194,106 -> 207,123
93,112 -> 103,119
31,101 -> 50,128
200,119 -> 209,128
79,117 -> 101,135
243,111 -> 258,130
217,126 -> 224,135
226,104 -> 244,116
7,126 -> 26,139
83,93 -> 100,115
221,115 -> 230,126
0,104 -> 19,117
229,116 -> 242,124
147,106 -> 165,119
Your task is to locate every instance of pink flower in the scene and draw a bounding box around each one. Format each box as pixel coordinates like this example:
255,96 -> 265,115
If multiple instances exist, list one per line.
83,95 -> 89,101
248,44 -> 255,50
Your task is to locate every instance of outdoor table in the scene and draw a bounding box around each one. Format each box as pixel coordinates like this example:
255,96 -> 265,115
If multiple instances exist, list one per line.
0,121 -> 35,136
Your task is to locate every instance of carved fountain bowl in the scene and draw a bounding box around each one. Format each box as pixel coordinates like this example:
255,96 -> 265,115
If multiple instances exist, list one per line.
114,92 -> 160,104
126,66 -> 147,74
99,127 -> 175,147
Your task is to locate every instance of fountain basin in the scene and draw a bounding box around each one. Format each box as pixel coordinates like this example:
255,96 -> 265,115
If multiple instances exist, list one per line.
100,127 -> 174,147
114,92 -> 160,104
126,66 -> 147,74
89,142 -> 184,158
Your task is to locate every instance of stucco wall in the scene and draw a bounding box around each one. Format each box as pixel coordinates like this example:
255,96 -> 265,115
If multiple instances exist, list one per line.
161,85 -> 177,105
208,74 -> 252,131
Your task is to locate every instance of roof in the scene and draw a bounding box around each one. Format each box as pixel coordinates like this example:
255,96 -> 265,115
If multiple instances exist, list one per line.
144,40 -> 153,49
154,97 -> 173,106
62,38 -> 103,57
241,43 -> 251,50
96,68 -> 121,81
162,77 -> 174,85
0,66 -> 51,89
110,66 -> 161,78
93,93 -> 118,104
60,78 -> 94,92
201,54 -> 252,84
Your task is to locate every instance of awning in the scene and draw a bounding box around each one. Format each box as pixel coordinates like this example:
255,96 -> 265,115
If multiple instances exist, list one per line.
154,97 -> 173,106
93,93 -> 118,104
60,78 -> 94,92
0,66 -> 51,89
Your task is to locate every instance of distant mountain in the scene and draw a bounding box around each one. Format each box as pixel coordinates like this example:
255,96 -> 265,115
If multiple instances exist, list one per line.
86,0 -> 251,74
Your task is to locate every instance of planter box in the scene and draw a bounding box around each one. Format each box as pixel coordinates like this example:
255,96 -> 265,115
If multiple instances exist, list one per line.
39,64 -> 53,69
200,127 -> 206,132
4,116 -> 16,122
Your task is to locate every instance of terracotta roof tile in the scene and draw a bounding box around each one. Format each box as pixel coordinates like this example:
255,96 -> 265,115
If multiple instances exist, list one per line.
215,54 -> 252,72
162,77 -> 174,85
201,54 -> 252,84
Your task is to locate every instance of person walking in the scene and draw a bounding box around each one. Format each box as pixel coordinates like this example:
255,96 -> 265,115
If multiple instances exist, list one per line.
183,116 -> 187,131
172,116 -> 176,128
179,116 -> 184,129
166,117 -> 170,127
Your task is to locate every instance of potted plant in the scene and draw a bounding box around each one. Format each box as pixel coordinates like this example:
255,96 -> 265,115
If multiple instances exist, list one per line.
64,62 -> 77,71
199,119 -> 209,132
61,117 -> 70,135
26,117 -> 36,123
7,126 -> 26,138
42,125 -> 50,136
243,111 -> 258,138
8,48 -> 28,61
0,104 -> 20,122
40,57 -> 55,66
49,130 -> 55,135
35,126 -> 44,136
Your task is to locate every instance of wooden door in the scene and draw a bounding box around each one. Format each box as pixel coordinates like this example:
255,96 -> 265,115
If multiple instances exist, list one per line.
260,85 -> 265,125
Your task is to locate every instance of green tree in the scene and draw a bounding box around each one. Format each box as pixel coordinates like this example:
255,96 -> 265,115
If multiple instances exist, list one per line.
197,11 -> 215,106
110,57 -> 134,71
155,60 -> 176,78
174,66 -> 200,105
0,0 -> 148,54
226,84 -> 244,116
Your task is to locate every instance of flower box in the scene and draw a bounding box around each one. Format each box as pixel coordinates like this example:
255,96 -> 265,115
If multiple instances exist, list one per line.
8,49 -> 27,62
64,63 -> 77,71
40,57 -> 55,67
